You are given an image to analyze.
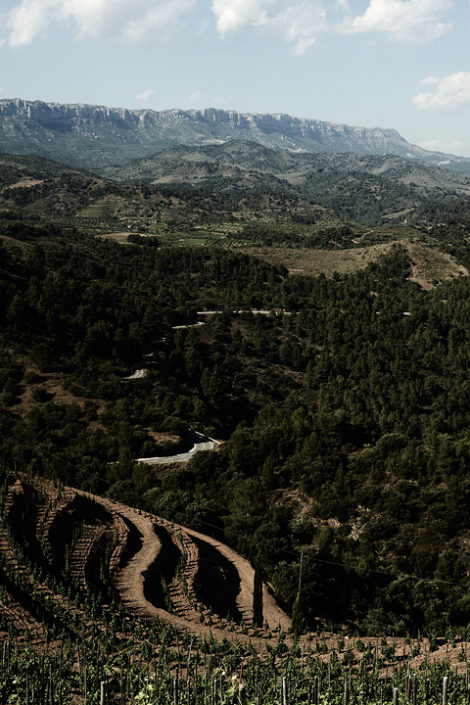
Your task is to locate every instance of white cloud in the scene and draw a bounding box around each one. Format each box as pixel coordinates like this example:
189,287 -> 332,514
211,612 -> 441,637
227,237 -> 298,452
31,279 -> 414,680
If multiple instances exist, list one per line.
135,89 -> 155,102
269,2 -> 327,54
211,0 -> 327,54
413,72 -> 470,110
343,0 -> 453,43
211,0 -> 272,33
421,75 -> 440,86
5,0 -> 57,46
3,0 -> 196,46
0,0 -> 455,51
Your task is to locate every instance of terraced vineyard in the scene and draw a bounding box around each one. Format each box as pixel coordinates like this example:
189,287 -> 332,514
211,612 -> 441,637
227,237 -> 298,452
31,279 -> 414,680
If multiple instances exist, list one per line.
0,470 -> 295,701
2,470 -> 470,703
0,472 -> 290,646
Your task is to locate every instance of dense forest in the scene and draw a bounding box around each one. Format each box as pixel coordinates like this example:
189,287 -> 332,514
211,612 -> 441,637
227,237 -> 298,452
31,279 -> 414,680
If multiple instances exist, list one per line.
2,200 -> 470,640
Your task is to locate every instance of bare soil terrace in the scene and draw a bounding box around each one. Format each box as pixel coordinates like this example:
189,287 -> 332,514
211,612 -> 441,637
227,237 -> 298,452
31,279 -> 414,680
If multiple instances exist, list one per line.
0,472 -> 468,674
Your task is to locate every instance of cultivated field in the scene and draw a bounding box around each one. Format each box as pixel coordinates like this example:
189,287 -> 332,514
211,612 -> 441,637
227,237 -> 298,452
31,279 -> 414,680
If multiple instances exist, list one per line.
1,471 -> 470,703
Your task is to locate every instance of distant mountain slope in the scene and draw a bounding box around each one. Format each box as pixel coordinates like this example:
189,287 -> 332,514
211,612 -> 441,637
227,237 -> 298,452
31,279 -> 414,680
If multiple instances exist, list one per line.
103,141 -> 470,223
1,98 -> 470,174
0,152 -> 337,228
105,140 -> 470,191
3,147 -> 470,226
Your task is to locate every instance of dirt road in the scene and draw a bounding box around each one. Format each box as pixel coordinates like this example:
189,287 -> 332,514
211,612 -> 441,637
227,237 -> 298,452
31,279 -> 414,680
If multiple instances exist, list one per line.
122,368 -> 146,381
137,432 -> 220,465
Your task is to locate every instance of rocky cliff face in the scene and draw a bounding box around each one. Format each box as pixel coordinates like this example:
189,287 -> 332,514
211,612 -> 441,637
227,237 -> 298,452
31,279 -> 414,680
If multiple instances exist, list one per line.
1,98 -> 469,173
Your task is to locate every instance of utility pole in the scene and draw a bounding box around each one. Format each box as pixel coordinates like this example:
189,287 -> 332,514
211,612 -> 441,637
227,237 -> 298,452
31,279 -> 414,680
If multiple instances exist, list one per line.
298,551 -> 304,595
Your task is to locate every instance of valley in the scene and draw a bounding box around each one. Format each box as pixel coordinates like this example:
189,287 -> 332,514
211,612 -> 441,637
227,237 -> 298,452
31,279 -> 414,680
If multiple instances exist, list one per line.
2,100 -> 470,703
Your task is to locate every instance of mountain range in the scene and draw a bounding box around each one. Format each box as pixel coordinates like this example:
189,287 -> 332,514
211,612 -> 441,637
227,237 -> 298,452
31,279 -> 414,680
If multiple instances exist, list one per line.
2,98 -> 470,174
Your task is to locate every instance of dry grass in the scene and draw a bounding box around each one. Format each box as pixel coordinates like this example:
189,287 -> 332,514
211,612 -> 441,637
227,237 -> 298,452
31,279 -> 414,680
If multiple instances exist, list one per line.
3,179 -> 44,190
99,231 -> 132,243
145,430 -> 182,445
239,239 -> 470,285
0,233 -> 31,250
241,242 -> 397,276
405,242 -> 469,289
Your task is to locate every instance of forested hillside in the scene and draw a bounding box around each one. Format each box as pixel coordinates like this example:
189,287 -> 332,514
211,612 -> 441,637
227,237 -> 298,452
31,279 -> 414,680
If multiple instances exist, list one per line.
2,212 -> 470,637
0,152 -> 340,232
3,148 -> 470,229
104,143 -> 470,224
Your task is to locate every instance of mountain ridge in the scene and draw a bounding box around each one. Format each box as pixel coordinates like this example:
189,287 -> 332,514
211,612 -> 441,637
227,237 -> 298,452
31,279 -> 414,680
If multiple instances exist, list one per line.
1,98 -> 470,173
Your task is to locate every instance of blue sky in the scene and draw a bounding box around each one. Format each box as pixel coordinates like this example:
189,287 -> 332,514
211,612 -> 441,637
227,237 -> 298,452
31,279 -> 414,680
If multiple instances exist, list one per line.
1,0 -> 470,155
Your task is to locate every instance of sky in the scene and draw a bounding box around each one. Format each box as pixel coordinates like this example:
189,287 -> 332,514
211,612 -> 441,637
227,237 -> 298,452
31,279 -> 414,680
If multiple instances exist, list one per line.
0,0 -> 469,156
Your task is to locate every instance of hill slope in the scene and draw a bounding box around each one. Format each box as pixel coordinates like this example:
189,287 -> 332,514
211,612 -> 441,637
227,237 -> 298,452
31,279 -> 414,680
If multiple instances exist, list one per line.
0,152 -> 337,229
104,141 -> 470,223
3,149 -> 470,227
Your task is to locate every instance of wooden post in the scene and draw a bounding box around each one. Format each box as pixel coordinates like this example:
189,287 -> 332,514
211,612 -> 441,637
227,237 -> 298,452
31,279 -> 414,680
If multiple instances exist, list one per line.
120,669 -> 125,705
203,656 -> 207,702
49,662 -> 53,705
344,676 -> 350,705
393,686 -> 398,705
239,682 -> 246,705
173,677 -> 179,705
282,677 -> 288,705
100,680 -> 106,705
187,639 -> 193,705
442,676 -> 448,705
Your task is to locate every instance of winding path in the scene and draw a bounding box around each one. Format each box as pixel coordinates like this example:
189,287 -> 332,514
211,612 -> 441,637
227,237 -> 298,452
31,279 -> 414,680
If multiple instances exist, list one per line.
137,432 -> 221,466
172,322 -> 206,330
122,368 -> 146,381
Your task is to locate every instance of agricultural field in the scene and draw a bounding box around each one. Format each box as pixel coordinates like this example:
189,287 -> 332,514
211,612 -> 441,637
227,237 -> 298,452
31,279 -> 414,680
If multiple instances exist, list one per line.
1,471 -> 469,704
